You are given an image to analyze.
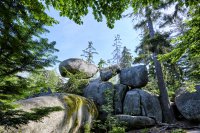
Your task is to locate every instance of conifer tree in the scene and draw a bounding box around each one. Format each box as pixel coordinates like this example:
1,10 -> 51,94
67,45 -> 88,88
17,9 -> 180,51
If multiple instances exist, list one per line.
129,6 -> 175,123
98,58 -> 107,69
110,34 -> 122,65
120,46 -> 133,68
0,0 -> 58,111
0,0 -> 58,78
81,41 -> 98,64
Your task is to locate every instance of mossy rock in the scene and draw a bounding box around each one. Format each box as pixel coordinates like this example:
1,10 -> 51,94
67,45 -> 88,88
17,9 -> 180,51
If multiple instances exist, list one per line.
1,93 -> 98,133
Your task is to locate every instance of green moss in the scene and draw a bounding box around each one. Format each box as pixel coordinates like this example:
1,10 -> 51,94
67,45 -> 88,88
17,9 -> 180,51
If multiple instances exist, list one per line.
84,122 -> 91,133
62,94 -> 98,132
63,94 -> 82,119
63,94 -> 98,119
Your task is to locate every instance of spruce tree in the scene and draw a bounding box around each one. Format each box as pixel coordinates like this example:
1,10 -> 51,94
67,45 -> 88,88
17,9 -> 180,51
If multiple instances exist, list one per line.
81,41 -> 98,64
110,34 -> 122,65
98,58 -> 107,69
0,0 -> 58,78
129,6 -> 175,123
120,46 -> 132,68
0,0 -> 58,111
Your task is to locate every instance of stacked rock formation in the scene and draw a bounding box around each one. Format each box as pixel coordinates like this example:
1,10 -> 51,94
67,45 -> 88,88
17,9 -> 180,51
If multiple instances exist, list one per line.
3,58 -> 199,132
84,64 -> 162,129
59,58 -> 200,129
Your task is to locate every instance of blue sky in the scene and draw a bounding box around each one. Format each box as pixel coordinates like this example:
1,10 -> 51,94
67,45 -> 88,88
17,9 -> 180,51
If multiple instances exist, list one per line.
44,8 -> 141,68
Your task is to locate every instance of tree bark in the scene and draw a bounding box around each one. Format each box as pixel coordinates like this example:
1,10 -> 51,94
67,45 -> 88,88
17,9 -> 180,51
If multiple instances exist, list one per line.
146,7 -> 175,123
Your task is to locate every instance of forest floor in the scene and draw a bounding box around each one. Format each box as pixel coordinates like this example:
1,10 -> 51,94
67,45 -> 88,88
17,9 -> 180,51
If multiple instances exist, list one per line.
127,120 -> 200,133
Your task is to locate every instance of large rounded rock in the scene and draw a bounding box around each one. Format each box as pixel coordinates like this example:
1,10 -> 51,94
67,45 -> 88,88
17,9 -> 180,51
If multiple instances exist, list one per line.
123,89 -> 162,122
83,81 -> 114,106
116,115 -> 155,129
175,86 -> 200,122
114,84 -> 128,114
120,65 -> 148,88
100,65 -> 120,81
1,93 -> 98,133
59,58 -> 98,78
123,89 -> 141,116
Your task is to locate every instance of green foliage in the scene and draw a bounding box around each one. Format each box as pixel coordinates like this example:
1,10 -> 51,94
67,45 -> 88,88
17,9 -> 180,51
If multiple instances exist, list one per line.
141,128 -> 149,133
98,58 -> 107,69
134,32 -> 182,100
44,0 -> 130,28
0,0 -> 58,112
101,89 -> 114,116
63,70 -> 89,95
84,122 -> 91,133
120,46 -> 133,68
184,81 -> 197,93
93,89 -> 126,133
0,0 -> 58,78
81,41 -> 98,64
109,127 -> 125,133
0,106 -> 63,129
144,76 -> 159,95
45,0 -> 196,29
0,69 -> 65,113
0,76 -> 31,111
171,129 -> 186,133
167,80 -> 181,101
159,4 -> 200,82
27,69 -> 64,94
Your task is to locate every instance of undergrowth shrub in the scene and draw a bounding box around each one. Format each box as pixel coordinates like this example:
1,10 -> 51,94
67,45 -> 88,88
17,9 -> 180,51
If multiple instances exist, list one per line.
92,89 -> 126,133
62,69 -> 89,95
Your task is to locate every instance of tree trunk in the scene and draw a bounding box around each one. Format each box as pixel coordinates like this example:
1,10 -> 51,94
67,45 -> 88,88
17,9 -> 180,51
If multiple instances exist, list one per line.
146,7 -> 175,123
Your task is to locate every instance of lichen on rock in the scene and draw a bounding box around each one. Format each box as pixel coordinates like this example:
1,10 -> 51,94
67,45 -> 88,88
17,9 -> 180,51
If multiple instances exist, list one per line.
1,93 -> 98,133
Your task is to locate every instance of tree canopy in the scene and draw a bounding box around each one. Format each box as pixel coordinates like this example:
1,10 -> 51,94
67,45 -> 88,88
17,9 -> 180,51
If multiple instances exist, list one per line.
1,0 -> 198,76
0,0 -> 58,77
